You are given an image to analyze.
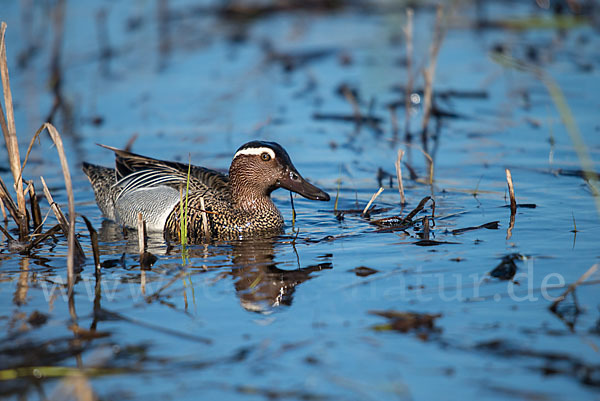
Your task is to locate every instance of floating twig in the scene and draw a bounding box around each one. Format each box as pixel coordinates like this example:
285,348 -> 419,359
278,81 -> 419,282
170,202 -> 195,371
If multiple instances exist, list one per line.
362,187 -> 384,217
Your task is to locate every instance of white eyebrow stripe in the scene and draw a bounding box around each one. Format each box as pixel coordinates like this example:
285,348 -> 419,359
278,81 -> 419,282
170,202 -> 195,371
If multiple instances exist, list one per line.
233,147 -> 276,159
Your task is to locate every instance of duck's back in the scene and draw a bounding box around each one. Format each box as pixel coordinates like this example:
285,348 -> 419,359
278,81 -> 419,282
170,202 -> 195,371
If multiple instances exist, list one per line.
83,148 -> 232,232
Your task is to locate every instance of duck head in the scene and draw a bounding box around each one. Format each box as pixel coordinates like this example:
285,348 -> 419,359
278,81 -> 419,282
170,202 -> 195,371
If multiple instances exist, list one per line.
229,141 -> 330,206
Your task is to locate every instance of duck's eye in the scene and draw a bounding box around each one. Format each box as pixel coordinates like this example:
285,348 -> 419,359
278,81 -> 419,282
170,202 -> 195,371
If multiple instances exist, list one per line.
261,152 -> 271,161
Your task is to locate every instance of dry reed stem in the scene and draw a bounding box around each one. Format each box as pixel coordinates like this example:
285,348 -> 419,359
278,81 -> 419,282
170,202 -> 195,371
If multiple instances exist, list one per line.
39,123 -> 77,285
0,176 -> 21,225
403,8 -> 413,138
506,212 -> 515,241
41,176 -> 70,235
395,149 -> 406,205
550,264 -> 598,311
28,181 -> 43,234
405,143 -> 434,185
505,168 -> 517,240
505,168 -> 517,214
40,176 -> 84,284
199,196 -> 209,238
423,149 -> 434,185
422,216 -> 430,240
0,22 -> 28,239
0,224 -> 14,241
26,224 -> 61,253
362,187 -> 384,216
0,196 -> 6,221
420,5 -> 445,137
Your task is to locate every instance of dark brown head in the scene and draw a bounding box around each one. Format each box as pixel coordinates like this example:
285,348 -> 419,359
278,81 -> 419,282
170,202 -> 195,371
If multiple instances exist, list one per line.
229,141 -> 330,208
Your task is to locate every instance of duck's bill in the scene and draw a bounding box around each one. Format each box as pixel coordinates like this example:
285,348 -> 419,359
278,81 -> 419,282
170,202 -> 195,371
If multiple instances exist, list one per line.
280,169 -> 330,201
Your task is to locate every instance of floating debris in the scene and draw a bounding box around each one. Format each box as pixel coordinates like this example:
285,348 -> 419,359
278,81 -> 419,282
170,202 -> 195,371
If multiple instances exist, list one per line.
370,310 -> 442,341
349,266 -> 379,277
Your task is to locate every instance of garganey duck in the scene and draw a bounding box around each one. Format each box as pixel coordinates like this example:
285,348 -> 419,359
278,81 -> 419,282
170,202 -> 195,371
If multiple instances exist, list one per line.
83,141 -> 330,241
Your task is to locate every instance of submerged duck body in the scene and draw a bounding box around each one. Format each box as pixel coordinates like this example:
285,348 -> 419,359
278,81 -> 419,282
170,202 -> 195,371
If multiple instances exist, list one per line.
83,141 -> 330,241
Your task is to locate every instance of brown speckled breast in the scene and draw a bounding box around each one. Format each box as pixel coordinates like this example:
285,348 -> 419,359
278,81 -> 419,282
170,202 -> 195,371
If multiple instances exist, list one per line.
164,191 -> 284,242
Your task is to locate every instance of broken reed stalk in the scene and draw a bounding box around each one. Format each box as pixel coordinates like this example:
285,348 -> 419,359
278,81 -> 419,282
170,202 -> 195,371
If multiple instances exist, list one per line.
0,22 -> 28,239
505,168 -> 517,214
395,149 -> 406,205
403,8 -> 413,139
422,216 -> 430,240
28,181 -> 43,234
420,5 -> 445,141
81,215 -> 100,274
362,187 -> 384,216
550,264 -> 598,312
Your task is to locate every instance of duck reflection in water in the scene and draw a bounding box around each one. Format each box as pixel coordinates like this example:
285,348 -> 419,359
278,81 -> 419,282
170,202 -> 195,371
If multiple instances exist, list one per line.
227,237 -> 332,313
97,221 -> 332,313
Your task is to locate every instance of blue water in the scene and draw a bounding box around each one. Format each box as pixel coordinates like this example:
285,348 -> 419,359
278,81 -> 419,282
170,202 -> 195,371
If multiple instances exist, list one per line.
1,1 -> 599,400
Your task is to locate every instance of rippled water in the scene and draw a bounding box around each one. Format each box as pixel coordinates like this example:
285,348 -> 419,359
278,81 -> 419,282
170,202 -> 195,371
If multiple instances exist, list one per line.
1,1 -> 599,400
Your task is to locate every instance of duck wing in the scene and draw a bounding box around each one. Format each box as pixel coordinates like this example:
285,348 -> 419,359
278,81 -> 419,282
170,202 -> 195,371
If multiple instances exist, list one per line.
99,145 -> 231,200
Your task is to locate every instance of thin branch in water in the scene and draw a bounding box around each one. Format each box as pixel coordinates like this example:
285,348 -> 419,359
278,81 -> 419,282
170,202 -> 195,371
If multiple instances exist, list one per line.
362,187 -> 384,217
395,149 -> 406,205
